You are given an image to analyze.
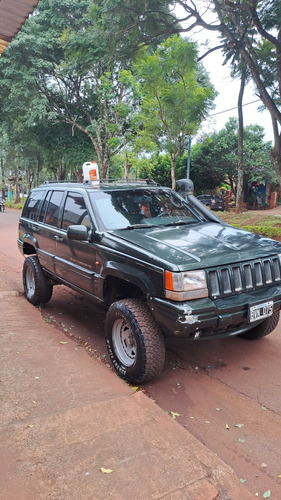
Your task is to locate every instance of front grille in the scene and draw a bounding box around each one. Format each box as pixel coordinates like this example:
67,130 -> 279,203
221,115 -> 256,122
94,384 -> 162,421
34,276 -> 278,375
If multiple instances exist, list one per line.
207,256 -> 281,299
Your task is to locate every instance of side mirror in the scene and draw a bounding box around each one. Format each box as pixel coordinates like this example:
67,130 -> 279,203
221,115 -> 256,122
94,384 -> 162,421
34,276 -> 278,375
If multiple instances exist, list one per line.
67,225 -> 89,241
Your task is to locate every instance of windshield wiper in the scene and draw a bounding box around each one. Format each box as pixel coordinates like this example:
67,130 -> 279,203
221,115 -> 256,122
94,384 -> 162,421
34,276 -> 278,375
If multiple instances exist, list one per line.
124,223 -> 159,230
162,220 -> 198,227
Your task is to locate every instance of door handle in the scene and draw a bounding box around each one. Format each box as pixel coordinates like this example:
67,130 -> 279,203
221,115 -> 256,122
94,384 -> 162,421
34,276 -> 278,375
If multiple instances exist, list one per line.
54,235 -> 64,241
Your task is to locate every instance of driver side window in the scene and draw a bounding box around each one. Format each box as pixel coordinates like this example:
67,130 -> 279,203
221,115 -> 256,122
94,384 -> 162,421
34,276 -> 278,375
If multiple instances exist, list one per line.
62,192 -> 92,231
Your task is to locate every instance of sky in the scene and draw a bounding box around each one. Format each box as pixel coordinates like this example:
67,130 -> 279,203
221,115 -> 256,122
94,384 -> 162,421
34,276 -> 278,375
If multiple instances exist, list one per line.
174,5 -> 274,144
196,42 -> 273,143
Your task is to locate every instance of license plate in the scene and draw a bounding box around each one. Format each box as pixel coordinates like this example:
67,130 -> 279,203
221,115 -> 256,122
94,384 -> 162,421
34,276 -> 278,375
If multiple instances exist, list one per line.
248,301 -> 273,323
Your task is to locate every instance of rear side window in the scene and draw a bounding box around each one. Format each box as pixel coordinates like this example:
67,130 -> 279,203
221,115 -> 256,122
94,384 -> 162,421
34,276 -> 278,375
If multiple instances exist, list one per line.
40,190 -> 64,227
22,190 -> 44,221
62,192 -> 91,230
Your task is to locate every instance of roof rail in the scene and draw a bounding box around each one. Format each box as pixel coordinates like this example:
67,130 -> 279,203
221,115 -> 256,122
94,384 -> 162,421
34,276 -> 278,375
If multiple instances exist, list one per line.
41,178 -> 160,186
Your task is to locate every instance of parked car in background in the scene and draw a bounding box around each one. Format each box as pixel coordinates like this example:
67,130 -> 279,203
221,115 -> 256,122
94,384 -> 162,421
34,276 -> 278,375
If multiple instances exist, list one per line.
197,194 -> 225,211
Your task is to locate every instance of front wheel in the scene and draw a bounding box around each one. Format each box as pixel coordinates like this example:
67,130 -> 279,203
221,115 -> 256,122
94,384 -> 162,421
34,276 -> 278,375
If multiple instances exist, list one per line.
239,311 -> 280,340
23,256 -> 53,305
105,298 -> 165,384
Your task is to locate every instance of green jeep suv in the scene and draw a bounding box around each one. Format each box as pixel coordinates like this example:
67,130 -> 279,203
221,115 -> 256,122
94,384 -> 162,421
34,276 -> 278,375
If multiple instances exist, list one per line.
18,179 -> 281,383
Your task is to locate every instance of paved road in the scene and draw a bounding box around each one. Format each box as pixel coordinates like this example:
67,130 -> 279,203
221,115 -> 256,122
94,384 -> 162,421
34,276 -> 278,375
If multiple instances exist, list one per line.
3,208 -> 281,498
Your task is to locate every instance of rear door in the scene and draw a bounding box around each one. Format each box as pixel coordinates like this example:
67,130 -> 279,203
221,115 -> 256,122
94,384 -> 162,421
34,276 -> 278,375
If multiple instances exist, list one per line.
36,189 -> 65,274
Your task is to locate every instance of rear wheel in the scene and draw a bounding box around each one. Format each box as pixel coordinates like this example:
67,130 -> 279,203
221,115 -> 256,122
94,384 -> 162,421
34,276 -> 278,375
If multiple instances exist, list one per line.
23,256 -> 53,305
240,311 -> 280,340
105,298 -> 165,383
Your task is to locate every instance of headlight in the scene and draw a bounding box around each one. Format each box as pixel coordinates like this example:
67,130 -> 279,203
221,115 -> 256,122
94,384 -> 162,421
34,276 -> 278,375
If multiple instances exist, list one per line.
165,270 -> 208,301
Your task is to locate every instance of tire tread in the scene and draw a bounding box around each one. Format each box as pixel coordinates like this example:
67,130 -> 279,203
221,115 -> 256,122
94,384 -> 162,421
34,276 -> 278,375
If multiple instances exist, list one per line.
106,298 -> 165,383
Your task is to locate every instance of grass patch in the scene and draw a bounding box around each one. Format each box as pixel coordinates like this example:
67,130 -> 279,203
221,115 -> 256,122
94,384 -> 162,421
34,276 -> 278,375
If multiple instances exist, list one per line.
5,201 -> 24,210
219,211 -> 281,239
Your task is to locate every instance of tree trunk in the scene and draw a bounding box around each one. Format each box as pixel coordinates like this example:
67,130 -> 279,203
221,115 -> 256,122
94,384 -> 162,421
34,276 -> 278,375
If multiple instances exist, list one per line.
236,67 -> 246,213
15,166 -> 20,204
57,157 -> 66,181
170,153 -> 176,189
1,157 -> 5,197
124,153 -> 131,181
270,117 -> 281,186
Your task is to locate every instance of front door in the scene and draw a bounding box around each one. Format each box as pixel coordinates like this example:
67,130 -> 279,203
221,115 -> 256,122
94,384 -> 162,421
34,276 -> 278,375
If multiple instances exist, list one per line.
54,191 -> 97,295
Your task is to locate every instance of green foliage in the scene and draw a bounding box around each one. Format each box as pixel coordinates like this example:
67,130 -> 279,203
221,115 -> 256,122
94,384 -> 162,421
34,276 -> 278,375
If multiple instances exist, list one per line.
0,0 -> 142,179
5,201 -> 25,210
0,0 -> 278,194
134,35 -> 216,186
87,0 -> 176,61
152,153 -> 172,186
189,118 -> 276,193
219,211 -> 281,239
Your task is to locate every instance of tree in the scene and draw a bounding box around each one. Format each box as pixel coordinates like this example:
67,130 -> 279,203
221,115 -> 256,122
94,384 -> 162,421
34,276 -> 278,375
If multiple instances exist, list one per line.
170,1 -> 281,187
189,118 -> 276,194
0,0 -> 142,178
134,35 -> 216,188
87,0 -> 178,61
97,1 -> 281,188
0,126 -> 9,197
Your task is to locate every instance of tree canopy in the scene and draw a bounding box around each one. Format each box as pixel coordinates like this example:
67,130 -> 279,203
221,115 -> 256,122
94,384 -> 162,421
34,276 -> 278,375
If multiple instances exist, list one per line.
134,35 -> 216,188
0,0 -> 278,202
190,118 -> 276,193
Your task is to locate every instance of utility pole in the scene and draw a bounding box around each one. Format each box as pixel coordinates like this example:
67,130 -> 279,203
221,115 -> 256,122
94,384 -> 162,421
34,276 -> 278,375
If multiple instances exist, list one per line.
186,137 -> 191,179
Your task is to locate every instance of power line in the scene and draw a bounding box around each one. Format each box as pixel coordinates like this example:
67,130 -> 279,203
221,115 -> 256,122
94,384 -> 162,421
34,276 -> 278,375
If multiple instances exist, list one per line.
210,99 -> 261,117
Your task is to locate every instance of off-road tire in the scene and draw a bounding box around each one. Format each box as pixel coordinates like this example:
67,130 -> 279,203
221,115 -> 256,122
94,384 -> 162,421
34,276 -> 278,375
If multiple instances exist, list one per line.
23,256 -> 53,305
240,311 -> 280,340
105,298 -> 165,384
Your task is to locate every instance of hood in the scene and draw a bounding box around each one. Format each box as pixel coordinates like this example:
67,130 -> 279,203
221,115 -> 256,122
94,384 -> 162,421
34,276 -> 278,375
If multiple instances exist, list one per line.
111,222 -> 281,271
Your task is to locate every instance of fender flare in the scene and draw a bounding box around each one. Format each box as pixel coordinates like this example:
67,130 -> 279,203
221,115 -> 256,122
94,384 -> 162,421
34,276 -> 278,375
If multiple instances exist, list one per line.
101,260 -> 162,297
23,233 -> 39,252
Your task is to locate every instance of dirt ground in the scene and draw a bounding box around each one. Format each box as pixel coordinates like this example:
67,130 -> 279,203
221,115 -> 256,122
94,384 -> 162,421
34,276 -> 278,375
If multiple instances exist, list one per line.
3,207 -> 281,498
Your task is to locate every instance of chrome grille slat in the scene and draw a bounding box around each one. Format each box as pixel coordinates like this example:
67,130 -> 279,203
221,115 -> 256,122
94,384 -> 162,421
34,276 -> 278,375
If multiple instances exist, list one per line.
208,257 -> 281,298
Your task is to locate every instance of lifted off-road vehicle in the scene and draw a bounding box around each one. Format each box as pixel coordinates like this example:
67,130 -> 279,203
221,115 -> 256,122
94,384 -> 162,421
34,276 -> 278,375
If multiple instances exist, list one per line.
18,176 -> 281,383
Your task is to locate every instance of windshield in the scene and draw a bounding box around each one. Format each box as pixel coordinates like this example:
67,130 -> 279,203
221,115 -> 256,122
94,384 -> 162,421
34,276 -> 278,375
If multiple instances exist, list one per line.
89,188 -> 204,231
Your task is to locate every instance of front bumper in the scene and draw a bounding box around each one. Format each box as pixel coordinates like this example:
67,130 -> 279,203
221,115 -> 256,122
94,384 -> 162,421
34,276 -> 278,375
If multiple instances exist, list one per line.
149,286 -> 281,339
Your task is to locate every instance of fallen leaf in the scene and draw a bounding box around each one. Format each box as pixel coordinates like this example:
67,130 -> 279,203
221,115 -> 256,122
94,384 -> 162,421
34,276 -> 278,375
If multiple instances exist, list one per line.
171,411 -> 181,419
263,491 -> 271,498
235,423 -> 244,428
28,424 -> 35,428
278,474 -> 281,478
60,341 -> 68,345
131,386 -> 138,391
100,467 -> 113,474
240,478 -> 246,483
261,406 -> 267,411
